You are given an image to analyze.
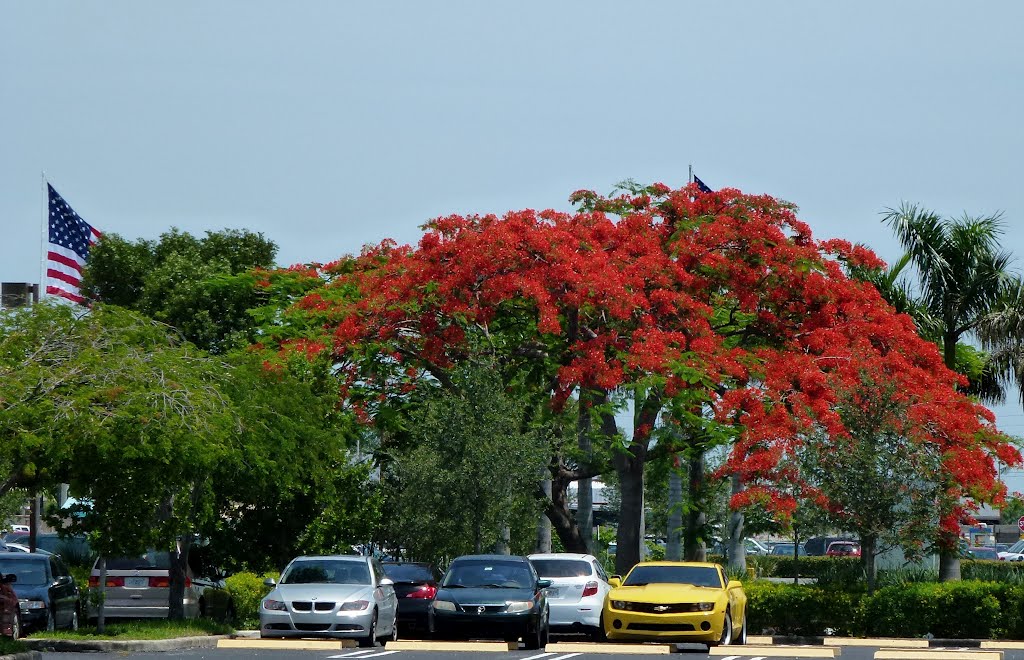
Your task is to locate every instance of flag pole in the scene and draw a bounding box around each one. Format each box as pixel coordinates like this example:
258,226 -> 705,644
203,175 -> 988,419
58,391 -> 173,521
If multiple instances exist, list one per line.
39,171 -> 48,302
689,163 -> 693,185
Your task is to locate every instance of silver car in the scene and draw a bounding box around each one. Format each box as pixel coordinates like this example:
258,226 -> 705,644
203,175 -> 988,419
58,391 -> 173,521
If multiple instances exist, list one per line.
528,553 -> 610,639
260,555 -> 398,646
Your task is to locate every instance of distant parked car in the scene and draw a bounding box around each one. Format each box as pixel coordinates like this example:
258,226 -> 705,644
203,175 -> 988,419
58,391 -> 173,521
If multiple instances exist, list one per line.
429,554 -> 550,649
6,534 -> 90,560
998,539 -> 1024,561
87,550 -> 232,622
0,571 -> 20,639
825,541 -> 861,557
4,544 -> 52,555
260,555 -> 397,646
0,553 -> 80,632
805,536 -> 856,556
382,561 -> 441,634
769,543 -> 807,556
529,553 -> 610,640
966,546 -> 999,561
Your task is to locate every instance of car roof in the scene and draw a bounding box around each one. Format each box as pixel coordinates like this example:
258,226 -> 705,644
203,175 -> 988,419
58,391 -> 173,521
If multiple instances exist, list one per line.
291,555 -> 368,561
528,553 -> 597,562
631,561 -> 721,568
382,560 -> 433,566
0,553 -> 49,562
452,554 -> 530,562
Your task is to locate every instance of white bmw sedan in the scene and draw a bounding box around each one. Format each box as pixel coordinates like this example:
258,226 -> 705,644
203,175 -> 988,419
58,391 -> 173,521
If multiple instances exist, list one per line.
528,553 -> 611,639
260,555 -> 398,647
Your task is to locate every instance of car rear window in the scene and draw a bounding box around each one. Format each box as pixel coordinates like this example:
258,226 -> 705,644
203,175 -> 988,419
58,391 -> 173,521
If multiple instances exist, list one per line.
623,565 -> 723,588
0,559 -> 47,585
383,564 -> 435,582
531,559 -> 592,578
105,552 -> 172,570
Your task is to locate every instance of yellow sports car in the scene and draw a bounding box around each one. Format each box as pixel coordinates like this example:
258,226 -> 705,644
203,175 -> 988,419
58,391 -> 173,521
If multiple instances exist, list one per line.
602,561 -> 747,645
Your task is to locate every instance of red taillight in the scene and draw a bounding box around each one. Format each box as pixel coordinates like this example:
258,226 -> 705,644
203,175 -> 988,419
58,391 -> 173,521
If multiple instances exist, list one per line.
106,577 -> 124,587
149,576 -> 170,588
406,584 -> 437,599
582,581 -> 599,597
88,577 -> 98,588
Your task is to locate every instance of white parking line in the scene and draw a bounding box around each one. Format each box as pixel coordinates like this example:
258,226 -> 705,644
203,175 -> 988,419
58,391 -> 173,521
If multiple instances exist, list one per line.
718,656 -> 741,660
751,656 -> 767,660
521,654 -> 555,660
327,651 -> 393,658
550,654 -> 582,660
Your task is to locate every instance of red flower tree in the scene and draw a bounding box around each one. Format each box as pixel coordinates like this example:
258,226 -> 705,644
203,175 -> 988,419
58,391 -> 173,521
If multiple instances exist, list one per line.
260,183 -> 1020,573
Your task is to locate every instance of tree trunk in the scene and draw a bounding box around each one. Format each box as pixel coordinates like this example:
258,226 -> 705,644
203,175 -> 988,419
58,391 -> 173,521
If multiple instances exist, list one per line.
862,534 -> 878,595
665,457 -> 683,561
727,473 -> 746,573
792,530 -> 800,586
546,477 -> 588,553
168,536 -> 191,620
536,478 -> 552,553
97,556 -> 107,634
684,449 -> 707,561
614,451 -> 645,575
576,392 -> 594,553
939,547 -> 961,581
494,524 -> 511,555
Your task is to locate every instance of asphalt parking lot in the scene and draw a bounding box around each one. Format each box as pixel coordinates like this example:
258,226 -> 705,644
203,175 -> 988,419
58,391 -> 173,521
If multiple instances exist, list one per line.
34,640 -> 1024,660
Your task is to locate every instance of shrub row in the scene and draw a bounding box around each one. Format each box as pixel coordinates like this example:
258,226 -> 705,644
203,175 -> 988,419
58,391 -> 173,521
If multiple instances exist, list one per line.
747,580 -> 1024,639
748,556 -> 1024,584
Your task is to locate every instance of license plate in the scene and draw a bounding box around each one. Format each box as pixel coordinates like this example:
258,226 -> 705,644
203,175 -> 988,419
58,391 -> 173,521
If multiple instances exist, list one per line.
546,588 -> 559,598
125,577 -> 149,588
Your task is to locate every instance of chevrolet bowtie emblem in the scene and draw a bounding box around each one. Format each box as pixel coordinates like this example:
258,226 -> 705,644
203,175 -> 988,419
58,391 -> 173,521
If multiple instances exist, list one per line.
654,605 -> 670,612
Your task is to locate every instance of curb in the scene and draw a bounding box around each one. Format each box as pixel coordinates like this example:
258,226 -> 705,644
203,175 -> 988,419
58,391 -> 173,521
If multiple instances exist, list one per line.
772,637 -> 988,647
0,652 -> 42,660
20,634 -> 227,653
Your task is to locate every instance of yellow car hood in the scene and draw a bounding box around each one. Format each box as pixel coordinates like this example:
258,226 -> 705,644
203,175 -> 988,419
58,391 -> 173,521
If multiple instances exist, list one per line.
609,583 -> 722,604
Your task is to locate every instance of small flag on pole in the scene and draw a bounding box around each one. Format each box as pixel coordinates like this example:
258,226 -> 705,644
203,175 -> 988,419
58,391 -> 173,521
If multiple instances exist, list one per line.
45,184 -> 101,305
693,175 -> 713,193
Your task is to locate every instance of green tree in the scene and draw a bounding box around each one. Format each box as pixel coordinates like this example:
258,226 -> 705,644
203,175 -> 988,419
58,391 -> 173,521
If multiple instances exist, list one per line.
82,228 -> 277,354
883,203 -> 1023,581
381,362 -> 549,563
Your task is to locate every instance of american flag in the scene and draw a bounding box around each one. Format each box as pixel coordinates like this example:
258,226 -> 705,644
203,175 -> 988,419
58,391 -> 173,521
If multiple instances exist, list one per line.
46,183 -> 101,305
694,175 -> 713,193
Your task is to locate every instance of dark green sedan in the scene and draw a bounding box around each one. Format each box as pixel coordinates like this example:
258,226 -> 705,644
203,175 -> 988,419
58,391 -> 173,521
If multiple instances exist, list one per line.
428,554 -> 550,649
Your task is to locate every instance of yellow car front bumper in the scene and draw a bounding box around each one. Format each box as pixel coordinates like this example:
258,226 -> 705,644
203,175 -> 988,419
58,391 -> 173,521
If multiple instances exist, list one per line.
603,605 -> 726,642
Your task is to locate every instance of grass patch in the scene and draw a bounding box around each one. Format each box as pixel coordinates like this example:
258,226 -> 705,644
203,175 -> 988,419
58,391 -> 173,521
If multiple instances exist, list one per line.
0,637 -> 28,654
27,618 -> 232,640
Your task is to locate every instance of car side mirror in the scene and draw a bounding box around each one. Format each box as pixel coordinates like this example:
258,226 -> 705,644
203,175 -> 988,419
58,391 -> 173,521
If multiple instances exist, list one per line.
263,577 -> 277,587
608,576 -> 621,588
0,574 -> 15,584
379,578 -> 394,587
537,579 -> 552,589
728,580 -> 742,589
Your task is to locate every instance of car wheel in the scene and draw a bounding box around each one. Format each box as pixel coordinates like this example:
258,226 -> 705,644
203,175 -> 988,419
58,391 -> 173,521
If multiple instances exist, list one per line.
10,613 -> 21,640
224,601 -> 236,625
717,610 -> 733,646
70,607 -> 79,631
380,615 -> 398,646
46,608 -> 55,632
523,624 -> 543,650
591,613 -> 607,641
736,611 -> 747,645
359,610 -> 378,648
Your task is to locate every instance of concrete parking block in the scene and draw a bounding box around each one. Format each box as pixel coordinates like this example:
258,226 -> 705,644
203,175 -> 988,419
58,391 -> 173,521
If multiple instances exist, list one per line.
875,651 -> 1003,660
385,640 -> 518,651
748,636 -> 774,644
711,645 -> 839,657
216,638 -> 357,650
545,642 -> 672,654
981,643 -> 1024,650
828,639 -> 929,648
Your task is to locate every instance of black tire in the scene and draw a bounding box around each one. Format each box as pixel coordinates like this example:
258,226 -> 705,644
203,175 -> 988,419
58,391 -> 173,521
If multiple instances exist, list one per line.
46,608 -> 55,632
736,611 -> 747,645
9,613 -> 21,640
70,607 -> 79,631
224,601 -> 236,626
716,610 -> 733,646
591,613 -> 607,641
523,624 -> 543,650
381,616 -> 398,646
359,610 -> 379,648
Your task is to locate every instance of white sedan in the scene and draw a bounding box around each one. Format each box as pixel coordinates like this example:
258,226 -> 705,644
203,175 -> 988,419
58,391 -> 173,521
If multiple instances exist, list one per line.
529,553 -> 611,640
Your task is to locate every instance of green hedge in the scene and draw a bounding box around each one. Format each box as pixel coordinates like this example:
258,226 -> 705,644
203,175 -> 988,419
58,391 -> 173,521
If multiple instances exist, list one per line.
748,580 -> 1024,639
224,571 -> 279,630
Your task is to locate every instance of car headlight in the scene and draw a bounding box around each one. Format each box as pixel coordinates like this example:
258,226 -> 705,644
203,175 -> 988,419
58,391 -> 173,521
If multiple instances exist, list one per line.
340,600 -> 369,611
506,601 -> 533,613
19,600 -> 46,611
432,600 -> 457,612
262,599 -> 287,611
611,600 -> 631,611
697,602 -> 715,612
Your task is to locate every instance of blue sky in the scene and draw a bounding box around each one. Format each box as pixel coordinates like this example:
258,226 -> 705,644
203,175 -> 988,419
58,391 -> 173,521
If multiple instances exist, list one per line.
3,1 -> 1023,488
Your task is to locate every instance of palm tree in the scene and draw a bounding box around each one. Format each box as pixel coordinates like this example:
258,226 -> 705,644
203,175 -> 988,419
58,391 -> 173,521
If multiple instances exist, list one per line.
882,202 -> 1020,581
